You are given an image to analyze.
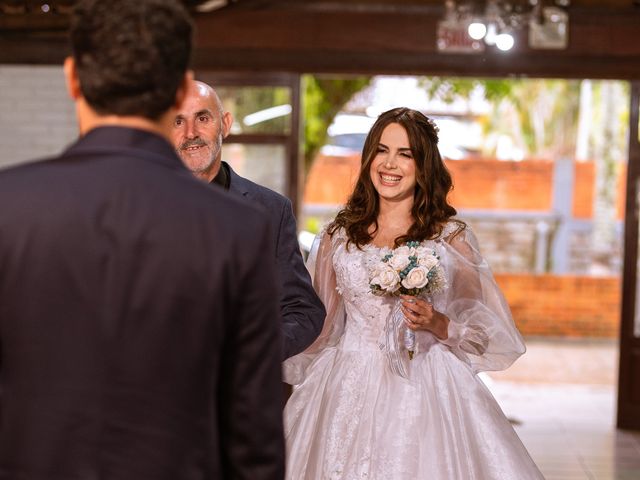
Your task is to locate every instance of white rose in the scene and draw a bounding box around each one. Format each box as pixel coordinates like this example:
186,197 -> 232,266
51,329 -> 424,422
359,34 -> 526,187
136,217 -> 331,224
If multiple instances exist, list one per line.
389,247 -> 411,271
417,249 -> 438,269
373,266 -> 401,293
401,265 -> 430,290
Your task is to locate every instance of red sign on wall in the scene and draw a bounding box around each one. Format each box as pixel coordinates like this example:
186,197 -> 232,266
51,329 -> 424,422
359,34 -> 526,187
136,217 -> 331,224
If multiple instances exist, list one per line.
436,21 -> 484,53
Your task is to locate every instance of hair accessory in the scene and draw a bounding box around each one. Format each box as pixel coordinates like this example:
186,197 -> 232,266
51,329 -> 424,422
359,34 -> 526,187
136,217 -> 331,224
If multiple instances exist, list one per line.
424,115 -> 440,144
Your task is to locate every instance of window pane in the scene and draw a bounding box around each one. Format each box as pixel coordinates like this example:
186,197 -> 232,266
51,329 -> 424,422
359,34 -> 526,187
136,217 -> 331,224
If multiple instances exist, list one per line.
216,86 -> 292,135
222,143 -> 287,196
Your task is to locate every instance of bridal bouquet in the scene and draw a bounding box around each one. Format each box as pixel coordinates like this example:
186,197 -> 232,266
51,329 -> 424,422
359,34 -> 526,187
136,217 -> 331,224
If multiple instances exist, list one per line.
369,241 -> 447,369
369,241 -> 447,298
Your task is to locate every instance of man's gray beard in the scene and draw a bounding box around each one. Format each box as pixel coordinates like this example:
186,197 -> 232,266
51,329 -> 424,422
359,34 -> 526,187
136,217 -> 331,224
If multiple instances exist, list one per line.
181,135 -> 223,175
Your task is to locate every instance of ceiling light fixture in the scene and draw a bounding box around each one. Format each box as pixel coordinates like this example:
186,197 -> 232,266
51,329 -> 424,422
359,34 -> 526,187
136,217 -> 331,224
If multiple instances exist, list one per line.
438,0 -> 570,53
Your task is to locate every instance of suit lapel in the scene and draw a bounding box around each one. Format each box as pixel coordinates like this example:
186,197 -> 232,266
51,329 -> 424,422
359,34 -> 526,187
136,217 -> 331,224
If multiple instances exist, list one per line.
226,162 -> 253,200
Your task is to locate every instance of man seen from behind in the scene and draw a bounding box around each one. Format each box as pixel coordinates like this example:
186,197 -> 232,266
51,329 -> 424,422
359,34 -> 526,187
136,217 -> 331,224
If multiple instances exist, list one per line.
0,1 -> 284,478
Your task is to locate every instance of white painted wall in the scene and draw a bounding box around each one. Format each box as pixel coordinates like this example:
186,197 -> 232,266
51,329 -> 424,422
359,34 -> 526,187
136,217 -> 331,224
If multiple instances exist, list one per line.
0,65 -> 77,170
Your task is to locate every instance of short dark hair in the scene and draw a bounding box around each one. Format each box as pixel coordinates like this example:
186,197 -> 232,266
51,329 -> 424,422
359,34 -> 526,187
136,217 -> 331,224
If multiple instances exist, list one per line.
69,0 -> 193,120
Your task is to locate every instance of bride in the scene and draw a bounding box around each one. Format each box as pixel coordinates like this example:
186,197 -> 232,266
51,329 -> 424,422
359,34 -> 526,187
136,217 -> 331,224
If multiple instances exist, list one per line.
283,107 -> 544,479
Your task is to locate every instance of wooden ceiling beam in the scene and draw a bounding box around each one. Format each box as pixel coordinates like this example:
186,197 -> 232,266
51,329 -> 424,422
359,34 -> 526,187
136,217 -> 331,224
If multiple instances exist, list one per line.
186,6 -> 640,78
191,47 -> 640,79
1,1 -> 639,79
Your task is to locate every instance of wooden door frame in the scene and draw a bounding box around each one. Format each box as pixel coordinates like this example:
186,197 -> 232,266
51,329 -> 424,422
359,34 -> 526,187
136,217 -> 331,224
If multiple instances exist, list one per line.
618,80 -> 640,430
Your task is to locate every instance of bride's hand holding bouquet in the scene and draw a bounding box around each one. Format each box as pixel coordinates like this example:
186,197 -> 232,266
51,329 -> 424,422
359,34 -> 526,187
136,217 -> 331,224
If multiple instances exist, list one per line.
400,295 -> 449,342
369,241 -> 449,363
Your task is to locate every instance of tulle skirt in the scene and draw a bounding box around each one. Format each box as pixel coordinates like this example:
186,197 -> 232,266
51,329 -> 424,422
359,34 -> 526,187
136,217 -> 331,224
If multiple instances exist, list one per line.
284,343 -> 544,480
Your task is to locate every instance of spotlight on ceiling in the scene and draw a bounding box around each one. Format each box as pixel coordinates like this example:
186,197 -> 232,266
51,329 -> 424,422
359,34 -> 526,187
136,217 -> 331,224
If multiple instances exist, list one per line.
194,0 -> 229,13
438,0 -> 570,52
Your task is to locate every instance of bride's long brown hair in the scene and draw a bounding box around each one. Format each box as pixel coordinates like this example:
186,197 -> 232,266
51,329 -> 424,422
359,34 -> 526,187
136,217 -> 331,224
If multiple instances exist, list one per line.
328,107 -> 460,248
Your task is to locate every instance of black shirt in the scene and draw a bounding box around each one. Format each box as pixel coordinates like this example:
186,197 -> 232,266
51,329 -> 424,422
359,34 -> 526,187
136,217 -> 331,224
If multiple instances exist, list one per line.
212,161 -> 231,190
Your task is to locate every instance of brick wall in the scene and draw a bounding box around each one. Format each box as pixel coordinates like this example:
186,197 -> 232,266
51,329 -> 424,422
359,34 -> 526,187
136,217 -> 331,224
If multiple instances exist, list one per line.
449,159 -> 626,220
303,156 -> 611,214
573,161 -> 626,220
447,159 -> 553,211
496,273 -> 621,338
304,154 -> 360,205
304,154 -> 626,219
0,65 -> 77,170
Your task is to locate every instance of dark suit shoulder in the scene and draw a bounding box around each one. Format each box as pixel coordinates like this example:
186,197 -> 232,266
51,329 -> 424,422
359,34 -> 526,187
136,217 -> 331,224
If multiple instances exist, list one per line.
205,185 -> 268,232
227,164 -> 290,209
0,140 -> 268,245
0,153 -> 59,182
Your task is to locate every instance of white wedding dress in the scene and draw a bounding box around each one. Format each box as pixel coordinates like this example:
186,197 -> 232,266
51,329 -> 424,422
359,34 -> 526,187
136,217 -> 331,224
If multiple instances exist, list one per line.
283,222 -> 544,480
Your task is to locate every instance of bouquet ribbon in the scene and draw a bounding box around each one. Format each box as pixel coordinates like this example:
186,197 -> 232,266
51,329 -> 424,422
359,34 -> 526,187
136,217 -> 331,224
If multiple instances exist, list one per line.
378,298 -> 411,379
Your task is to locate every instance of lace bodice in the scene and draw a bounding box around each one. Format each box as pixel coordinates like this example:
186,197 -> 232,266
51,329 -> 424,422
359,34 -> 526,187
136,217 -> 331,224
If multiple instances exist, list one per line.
331,228 -> 452,353
283,220 -> 526,385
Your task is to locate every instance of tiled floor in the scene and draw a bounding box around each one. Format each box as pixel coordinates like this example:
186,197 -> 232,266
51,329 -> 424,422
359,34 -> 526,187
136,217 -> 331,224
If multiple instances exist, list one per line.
484,338 -> 640,480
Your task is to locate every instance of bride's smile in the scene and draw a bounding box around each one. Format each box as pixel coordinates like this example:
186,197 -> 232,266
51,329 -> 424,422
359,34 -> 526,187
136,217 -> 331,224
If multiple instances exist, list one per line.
370,122 -> 417,203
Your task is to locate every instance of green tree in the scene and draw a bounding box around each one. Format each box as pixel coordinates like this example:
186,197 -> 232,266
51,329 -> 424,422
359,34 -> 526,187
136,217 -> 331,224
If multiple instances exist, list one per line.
420,77 -> 581,158
302,75 -> 371,172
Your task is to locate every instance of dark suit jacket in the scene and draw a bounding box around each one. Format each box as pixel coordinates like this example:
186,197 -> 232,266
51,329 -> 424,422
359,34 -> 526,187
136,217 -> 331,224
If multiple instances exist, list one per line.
0,127 -> 284,479
225,164 -> 325,359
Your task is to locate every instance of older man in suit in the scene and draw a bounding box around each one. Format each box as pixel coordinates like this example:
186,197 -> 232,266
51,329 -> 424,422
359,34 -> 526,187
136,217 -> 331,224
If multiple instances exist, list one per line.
171,81 -> 325,359
0,1 -> 284,478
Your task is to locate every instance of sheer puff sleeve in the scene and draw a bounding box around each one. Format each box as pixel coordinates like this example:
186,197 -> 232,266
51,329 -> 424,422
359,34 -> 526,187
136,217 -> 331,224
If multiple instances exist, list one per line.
283,230 -> 345,385
436,224 -> 526,373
